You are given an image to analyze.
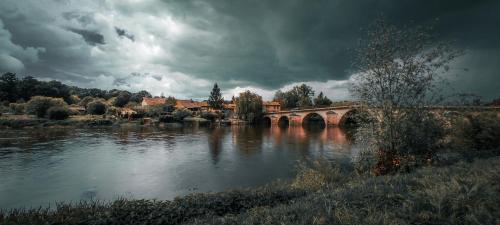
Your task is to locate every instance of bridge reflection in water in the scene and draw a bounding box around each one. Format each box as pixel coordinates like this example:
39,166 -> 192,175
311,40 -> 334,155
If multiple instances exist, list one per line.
206,125 -> 357,162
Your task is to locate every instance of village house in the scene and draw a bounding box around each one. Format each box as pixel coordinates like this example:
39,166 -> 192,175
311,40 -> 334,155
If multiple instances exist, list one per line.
141,97 -> 167,107
175,100 -> 208,111
263,101 -> 281,113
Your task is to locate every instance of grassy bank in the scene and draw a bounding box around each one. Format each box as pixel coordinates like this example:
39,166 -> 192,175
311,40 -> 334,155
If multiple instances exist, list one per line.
1,156 -> 499,225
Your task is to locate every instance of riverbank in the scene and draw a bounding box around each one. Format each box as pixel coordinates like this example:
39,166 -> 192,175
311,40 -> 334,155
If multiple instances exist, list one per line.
0,115 -> 239,129
0,115 -> 115,129
1,155 -> 499,225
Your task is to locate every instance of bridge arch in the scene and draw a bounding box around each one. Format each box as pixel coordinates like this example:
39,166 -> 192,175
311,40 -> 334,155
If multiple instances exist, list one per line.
302,112 -> 326,128
278,116 -> 289,127
261,116 -> 272,127
339,108 -> 374,127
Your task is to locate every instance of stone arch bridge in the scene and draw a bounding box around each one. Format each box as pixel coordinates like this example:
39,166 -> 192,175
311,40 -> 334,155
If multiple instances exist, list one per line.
263,105 -> 500,127
263,106 -> 362,127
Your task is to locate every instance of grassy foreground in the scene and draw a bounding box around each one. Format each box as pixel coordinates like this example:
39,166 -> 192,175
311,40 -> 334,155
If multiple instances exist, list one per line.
1,156 -> 499,225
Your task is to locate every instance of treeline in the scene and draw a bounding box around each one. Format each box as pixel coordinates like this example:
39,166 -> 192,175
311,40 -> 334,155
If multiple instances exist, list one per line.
273,84 -> 335,109
0,72 -> 153,106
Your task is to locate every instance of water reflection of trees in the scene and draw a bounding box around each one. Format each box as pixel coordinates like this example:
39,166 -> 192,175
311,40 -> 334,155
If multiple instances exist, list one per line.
0,128 -> 74,152
231,126 -> 264,156
207,127 -> 227,164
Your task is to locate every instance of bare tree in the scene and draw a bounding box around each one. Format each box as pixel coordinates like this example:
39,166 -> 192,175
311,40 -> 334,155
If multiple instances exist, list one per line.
351,18 -> 461,174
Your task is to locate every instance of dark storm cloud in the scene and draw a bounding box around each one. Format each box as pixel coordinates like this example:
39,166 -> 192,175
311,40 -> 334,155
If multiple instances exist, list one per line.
115,27 -> 135,41
62,11 -> 95,26
67,28 -> 105,45
154,0 -> 500,94
0,0 -> 499,99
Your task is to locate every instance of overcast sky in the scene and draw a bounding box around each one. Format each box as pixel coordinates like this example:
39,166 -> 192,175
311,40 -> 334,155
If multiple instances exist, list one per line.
0,0 -> 499,101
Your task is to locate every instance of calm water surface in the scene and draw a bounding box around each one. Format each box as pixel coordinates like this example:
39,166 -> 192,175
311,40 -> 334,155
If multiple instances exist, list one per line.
0,125 -> 358,209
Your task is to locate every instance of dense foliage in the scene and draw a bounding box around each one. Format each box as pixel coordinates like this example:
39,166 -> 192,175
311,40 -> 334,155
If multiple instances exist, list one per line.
0,72 -> 151,106
273,84 -> 314,109
26,96 -> 67,118
47,106 -> 70,120
87,100 -> 107,115
8,103 -> 25,115
113,91 -> 131,107
313,92 -> 332,107
449,112 -> 500,153
235,91 -> 263,124
173,108 -> 192,121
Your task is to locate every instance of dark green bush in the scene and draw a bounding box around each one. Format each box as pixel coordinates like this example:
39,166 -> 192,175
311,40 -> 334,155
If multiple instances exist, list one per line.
200,112 -> 219,122
47,106 -> 70,120
87,100 -> 107,115
79,96 -> 95,107
113,91 -> 131,107
8,103 -> 25,115
159,115 -> 175,123
26,96 -> 67,118
173,108 -> 192,121
450,112 -> 500,153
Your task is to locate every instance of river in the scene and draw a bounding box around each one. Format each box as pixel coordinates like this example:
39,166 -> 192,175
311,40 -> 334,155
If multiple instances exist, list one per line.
0,125 -> 359,209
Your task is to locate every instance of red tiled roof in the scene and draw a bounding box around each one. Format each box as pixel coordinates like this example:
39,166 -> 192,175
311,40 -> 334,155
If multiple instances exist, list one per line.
142,97 -> 166,106
264,101 -> 281,106
176,100 -> 205,109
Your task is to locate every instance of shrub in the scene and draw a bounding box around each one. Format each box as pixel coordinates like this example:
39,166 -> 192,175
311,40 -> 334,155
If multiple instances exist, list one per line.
9,103 -> 25,115
113,91 -> 131,107
450,112 -> 500,153
159,115 -> 175,123
87,100 -> 107,115
26,96 -> 67,118
201,111 -> 219,122
354,149 -> 378,175
172,108 -> 192,121
145,104 -> 169,117
79,96 -> 95,107
354,111 -> 445,175
47,106 -> 70,120
292,159 -> 345,190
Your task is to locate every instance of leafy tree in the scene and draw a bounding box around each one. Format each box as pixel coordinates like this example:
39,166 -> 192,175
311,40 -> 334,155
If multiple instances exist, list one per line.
79,96 -> 95,108
173,108 -> 192,121
9,103 -> 25,115
87,100 -> 107,115
351,18 -> 459,174
130,90 -> 152,103
273,84 -> 314,109
273,90 -> 285,107
113,91 -> 131,107
26,96 -> 67,118
165,96 -> 177,105
313,92 -> 332,107
208,83 -> 224,110
18,76 -> 40,101
35,80 -> 71,103
0,72 -> 18,102
47,106 -> 70,120
235,91 -> 263,123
